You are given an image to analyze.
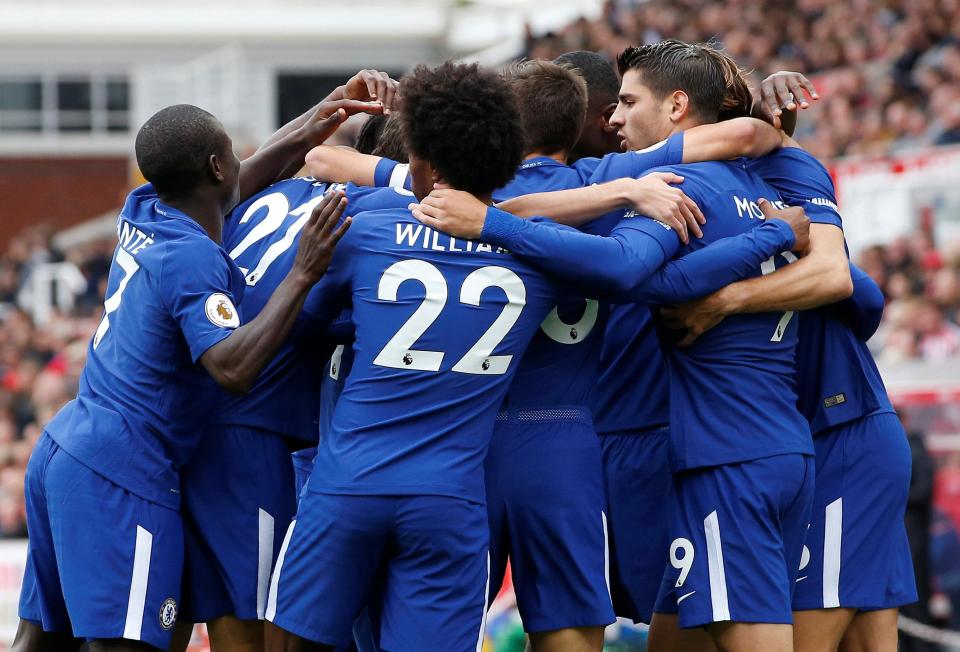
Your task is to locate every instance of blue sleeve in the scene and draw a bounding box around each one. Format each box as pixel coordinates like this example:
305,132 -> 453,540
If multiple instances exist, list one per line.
301,223 -> 356,327
571,157 -> 600,183
834,264 -> 885,341
751,148 -> 843,229
628,220 -> 797,304
324,309 -> 355,344
160,242 -> 244,363
481,207 -> 679,295
587,132 -> 685,184
373,157 -> 411,190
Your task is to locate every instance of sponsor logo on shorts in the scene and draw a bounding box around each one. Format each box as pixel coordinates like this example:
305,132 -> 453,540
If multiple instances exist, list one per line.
823,393 -> 846,408
204,293 -> 240,328
159,598 -> 177,630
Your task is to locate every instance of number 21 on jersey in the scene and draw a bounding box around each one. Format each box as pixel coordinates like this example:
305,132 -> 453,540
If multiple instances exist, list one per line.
373,260 -> 526,375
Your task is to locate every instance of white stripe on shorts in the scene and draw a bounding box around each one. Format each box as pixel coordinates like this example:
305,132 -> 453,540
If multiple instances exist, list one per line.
704,510 -> 731,622
265,519 -> 296,623
602,511 -> 611,599
823,498 -> 843,608
123,525 -> 153,641
256,508 -> 275,619
476,552 -> 490,652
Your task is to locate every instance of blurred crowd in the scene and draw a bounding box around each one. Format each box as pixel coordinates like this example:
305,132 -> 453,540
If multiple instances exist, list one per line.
860,234 -> 960,363
0,227 -> 111,538
524,0 -> 960,159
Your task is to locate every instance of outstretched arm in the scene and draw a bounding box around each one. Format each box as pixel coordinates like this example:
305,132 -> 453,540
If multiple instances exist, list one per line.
256,69 -> 399,153
238,100 -> 382,204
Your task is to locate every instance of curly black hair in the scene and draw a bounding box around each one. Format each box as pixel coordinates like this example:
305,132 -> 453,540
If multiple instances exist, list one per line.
400,62 -> 524,196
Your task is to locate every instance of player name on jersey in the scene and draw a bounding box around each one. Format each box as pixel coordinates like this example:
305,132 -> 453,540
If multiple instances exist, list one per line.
396,223 -> 509,255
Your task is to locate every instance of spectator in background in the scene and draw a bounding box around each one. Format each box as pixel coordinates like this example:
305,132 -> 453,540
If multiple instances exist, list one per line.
903,421 -> 935,652
522,0 -> 960,159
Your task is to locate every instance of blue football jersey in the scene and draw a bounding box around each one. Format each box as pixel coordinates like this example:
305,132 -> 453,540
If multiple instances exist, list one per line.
582,133 -> 684,434
304,208 -> 562,503
491,157 -> 586,204
493,159 -> 611,410
749,148 -> 894,435
480,160 -> 812,471
44,184 -> 245,509
212,178 -> 413,442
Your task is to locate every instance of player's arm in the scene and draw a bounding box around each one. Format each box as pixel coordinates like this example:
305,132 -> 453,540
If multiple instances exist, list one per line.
412,190 -> 681,295
629,202 -> 807,304
833,263 -> 885,341
256,70 -> 399,153
304,145 -> 383,186
755,70 -> 818,134
200,193 -> 351,394
239,100 -> 383,203
494,173 -> 703,242
681,117 -> 785,162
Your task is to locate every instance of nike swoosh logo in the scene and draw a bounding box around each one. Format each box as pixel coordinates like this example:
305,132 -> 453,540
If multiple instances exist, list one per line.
796,576 -> 807,582
677,591 -> 696,604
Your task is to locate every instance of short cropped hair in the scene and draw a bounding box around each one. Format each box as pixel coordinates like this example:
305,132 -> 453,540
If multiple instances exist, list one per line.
616,40 -> 729,123
504,60 -> 588,156
400,62 -> 523,196
135,104 -> 225,196
554,50 -> 620,105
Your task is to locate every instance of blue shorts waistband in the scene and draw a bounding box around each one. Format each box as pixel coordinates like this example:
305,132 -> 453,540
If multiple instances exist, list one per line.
496,406 -> 593,426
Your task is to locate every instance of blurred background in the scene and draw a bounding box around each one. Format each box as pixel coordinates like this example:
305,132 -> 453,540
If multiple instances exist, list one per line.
0,0 -> 959,649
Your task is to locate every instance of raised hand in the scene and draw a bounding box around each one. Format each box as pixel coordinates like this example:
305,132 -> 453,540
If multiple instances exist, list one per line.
292,190 -> 352,284
343,70 -> 400,115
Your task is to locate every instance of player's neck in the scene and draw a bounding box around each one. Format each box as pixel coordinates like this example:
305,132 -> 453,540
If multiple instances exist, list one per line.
524,151 -> 567,164
160,195 -> 225,244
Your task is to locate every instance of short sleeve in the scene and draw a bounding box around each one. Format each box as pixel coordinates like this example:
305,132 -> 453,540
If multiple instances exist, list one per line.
587,132 -> 685,185
160,239 -> 245,363
749,148 -> 843,229
373,158 -> 412,190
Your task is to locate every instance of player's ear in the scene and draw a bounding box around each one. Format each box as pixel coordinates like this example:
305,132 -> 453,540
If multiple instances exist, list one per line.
600,102 -> 617,130
208,154 -> 225,183
669,90 -> 690,124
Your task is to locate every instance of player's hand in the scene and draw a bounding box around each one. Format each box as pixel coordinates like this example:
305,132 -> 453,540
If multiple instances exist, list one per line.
760,199 -> 811,256
409,188 -> 487,240
759,71 -> 819,129
660,290 -> 730,348
624,173 -> 705,244
292,190 -> 351,284
343,70 -> 400,115
300,99 -> 384,147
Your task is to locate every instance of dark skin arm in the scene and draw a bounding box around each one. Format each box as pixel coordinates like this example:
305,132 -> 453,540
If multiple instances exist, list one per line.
200,191 -> 351,394
238,99 -> 383,205
256,69 -> 399,153
753,70 -> 819,136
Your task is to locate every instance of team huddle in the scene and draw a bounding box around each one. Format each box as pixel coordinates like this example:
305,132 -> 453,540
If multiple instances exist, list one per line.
12,39 -> 916,652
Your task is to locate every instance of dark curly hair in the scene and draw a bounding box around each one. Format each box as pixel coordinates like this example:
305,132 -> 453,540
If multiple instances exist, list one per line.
135,104 -> 226,197
400,62 -> 524,196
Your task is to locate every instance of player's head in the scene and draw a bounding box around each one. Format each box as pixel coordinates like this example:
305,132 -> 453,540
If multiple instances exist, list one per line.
371,113 -> 408,163
715,50 -> 754,121
553,51 -> 622,158
612,40 -> 729,150
503,59 -> 587,161
400,62 -> 523,201
135,104 -> 240,210
355,114 -> 388,155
